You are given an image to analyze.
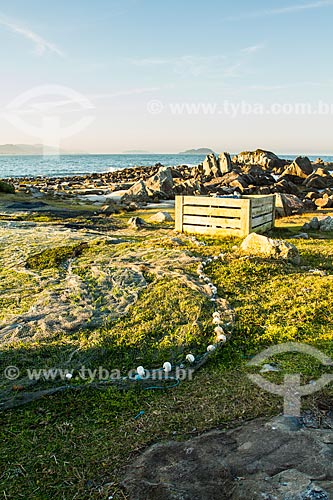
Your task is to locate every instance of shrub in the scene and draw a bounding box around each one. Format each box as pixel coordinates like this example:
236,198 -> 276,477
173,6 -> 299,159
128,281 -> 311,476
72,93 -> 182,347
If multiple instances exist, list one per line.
0,180 -> 15,193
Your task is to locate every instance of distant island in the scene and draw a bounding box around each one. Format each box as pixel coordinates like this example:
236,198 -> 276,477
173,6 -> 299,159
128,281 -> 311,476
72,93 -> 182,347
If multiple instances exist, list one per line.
179,148 -> 215,155
0,144 -> 79,155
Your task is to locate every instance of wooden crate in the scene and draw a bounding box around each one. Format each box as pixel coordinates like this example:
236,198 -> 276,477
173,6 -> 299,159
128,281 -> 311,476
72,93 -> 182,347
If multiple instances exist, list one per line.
175,195 -> 275,238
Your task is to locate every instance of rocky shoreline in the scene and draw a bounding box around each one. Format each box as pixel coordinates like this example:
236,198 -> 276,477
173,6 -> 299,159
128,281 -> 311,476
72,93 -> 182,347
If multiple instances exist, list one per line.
2,149 -> 333,216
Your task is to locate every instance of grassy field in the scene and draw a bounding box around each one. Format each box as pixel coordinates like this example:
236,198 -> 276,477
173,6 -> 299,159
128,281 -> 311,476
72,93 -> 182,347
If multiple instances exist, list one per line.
1,200 -> 333,499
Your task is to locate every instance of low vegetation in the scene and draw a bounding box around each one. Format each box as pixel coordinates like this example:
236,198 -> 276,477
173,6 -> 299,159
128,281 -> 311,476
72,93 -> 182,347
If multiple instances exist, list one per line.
26,242 -> 89,271
1,206 -> 333,499
0,180 -> 15,193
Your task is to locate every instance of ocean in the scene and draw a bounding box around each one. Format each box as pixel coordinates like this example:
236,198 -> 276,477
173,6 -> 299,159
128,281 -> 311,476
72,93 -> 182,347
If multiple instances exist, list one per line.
0,154 -> 332,179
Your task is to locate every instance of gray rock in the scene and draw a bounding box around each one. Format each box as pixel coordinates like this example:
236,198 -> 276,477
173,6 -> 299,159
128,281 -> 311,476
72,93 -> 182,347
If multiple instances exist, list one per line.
218,152 -> 232,174
149,211 -> 174,222
145,166 -> 174,198
275,194 -> 305,217
305,174 -> 331,190
240,233 -> 300,265
232,149 -> 284,170
121,180 -> 149,204
127,217 -> 146,229
293,233 -> 309,239
320,216 -> 333,232
282,156 -> 313,180
202,154 -> 221,178
309,217 -> 320,230
7,201 -> 49,210
122,417 -> 333,500
173,178 -> 203,196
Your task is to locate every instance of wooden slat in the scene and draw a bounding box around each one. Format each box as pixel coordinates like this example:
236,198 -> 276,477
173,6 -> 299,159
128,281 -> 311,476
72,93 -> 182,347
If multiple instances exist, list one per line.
183,196 -> 247,208
183,205 -> 241,218
182,225 -> 243,237
252,221 -> 274,234
271,194 -> 276,228
175,196 -> 184,232
250,195 -> 275,208
251,213 -> 273,228
251,203 -> 274,216
241,199 -> 251,235
183,215 -> 241,229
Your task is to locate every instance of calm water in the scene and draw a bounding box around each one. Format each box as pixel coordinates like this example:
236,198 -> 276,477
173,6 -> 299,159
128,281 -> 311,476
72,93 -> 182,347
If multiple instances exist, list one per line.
0,154 -> 332,179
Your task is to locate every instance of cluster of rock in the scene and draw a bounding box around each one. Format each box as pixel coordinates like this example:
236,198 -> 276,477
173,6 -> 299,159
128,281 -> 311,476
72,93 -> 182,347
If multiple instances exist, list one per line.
3,149 -> 333,215
303,216 -> 333,232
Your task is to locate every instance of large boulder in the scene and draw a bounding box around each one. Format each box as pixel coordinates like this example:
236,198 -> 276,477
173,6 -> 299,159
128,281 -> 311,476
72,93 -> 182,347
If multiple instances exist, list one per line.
122,417 -> 333,500
280,156 -> 313,183
121,180 -> 150,204
240,233 -> 300,264
304,168 -> 333,189
218,152 -> 232,174
240,165 -> 276,186
145,166 -> 174,198
232,149 -> 284,170
320,216 -> 333,232
218,171 -> 255,192
271,178 -> 301,196
202,154 -> 221,178
275,194 -> 305,217
173,178 -> 204,196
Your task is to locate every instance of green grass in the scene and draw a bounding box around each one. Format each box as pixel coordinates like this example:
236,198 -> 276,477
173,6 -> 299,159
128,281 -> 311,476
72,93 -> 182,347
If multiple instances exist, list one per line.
26,242 -> 89,270
2,209 -> 333,499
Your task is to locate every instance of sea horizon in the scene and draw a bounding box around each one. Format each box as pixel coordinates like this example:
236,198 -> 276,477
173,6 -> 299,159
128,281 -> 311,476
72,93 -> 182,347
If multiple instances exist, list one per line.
1,152 -> 333,180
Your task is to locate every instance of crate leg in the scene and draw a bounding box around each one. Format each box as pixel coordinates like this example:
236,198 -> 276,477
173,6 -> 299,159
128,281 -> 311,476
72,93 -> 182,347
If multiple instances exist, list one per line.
175,196 -> 184,232
272,194 -> 276,230
240,199 -> 251,237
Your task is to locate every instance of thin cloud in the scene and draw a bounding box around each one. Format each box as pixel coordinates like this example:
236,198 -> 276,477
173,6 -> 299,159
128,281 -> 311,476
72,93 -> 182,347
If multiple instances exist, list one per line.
90,87 -> 165,99
129,49 -> 263,80
242,44 -> 265,54
129,55 -> 230,78
227,0 -> 333,21
0,14 -> 64,56
6,87 -> 166,116
249,81 -> 332,91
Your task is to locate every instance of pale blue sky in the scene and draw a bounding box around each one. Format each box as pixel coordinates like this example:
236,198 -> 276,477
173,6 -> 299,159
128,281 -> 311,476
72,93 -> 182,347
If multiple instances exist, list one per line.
0,0 -> 332,154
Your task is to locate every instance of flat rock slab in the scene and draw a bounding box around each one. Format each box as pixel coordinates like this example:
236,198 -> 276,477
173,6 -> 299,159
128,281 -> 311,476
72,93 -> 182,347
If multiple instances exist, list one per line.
122,417 -> 333,499
7,201 -> 50,210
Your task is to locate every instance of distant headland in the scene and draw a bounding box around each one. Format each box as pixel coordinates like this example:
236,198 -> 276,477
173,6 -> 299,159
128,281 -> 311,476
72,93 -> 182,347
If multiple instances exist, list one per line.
0,144 -> 77,155
178,148 -> 215,155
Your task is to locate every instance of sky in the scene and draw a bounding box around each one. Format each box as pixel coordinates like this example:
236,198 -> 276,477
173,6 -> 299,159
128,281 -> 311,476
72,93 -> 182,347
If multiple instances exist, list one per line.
0,0 -> 332,154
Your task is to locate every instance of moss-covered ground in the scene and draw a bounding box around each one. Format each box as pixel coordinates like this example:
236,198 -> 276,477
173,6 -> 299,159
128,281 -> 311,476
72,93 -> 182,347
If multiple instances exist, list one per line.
1,197 -> 333,499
